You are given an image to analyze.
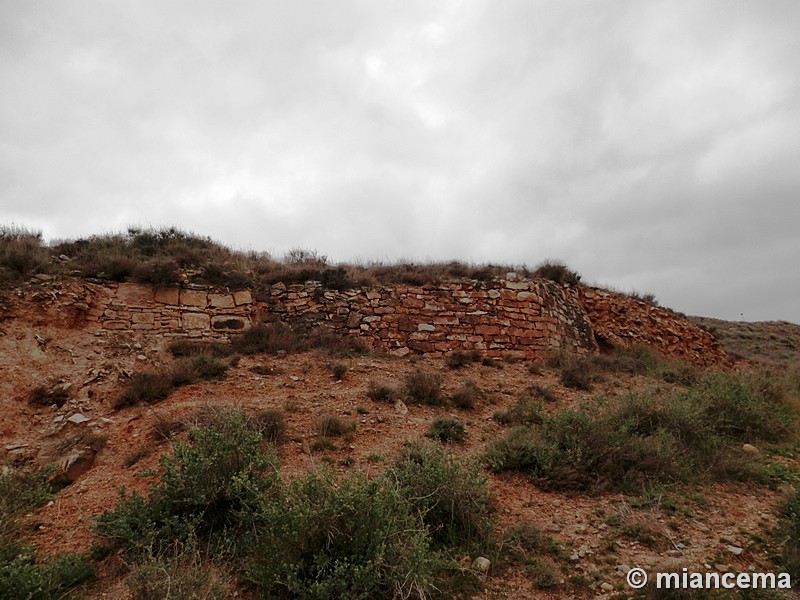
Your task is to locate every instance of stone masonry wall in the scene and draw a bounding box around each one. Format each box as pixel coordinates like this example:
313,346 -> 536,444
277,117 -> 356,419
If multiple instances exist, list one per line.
259,278 -> 597,359
7,277 -> 730,365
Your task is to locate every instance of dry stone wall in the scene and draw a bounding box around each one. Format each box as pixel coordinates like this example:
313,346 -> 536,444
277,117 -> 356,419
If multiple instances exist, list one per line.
259,278 -> 597,359
7,276 -> 730,366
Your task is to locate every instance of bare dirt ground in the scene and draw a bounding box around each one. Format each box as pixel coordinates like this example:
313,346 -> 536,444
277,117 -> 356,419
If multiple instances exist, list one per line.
2,310 -> 798,598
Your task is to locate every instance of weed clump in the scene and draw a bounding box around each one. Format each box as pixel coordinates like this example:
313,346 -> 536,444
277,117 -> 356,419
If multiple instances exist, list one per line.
114,354 -> 231,409
27,384 -> 71,407
367,381 -> 399,404
427,418 -> 468,444
316,415 -> 356,438
405,369 -> 445,406
451,380 -> 481,410
532,260 -> 581,285
446,350 -> 481,369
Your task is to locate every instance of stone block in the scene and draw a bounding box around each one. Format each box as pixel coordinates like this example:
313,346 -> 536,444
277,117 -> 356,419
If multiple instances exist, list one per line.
475,324 -> 501,336
182,312 -> 210,330
102,320 -> 129,330
116,283 -> 154,304
131,312 -> 155,324
154,287 -> 180,305
180,289 -> 208,308
233,290 -> 253,305
417,323 -> 436,332
209,294 -> 235,308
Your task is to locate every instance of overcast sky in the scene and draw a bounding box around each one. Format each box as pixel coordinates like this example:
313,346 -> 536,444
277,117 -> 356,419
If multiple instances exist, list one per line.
2,1 -> 799,323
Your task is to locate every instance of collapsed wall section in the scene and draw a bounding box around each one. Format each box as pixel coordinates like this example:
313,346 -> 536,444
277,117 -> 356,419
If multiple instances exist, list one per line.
568,286 -> 731,367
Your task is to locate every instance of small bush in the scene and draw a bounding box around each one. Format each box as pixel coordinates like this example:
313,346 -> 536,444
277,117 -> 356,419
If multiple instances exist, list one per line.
391,443 -> 494,550
481,357 -> 502,368
446,350 -> 480,369
95,409 -> 279,560
427,418 -> 468,444
316,415 -> 356,438
131,258 -> 180,285
367,381 -> 398,404
169,355 -> 229,386
559,360 -> 595,390
115,354 -> 232,410
114,372 -> 173,409
486,369 -> 799,493
244,470 -> 442,599
168,339 -> 232,358
329,363 -> 348,381
0,225 -> 49,283
493,395 -> 544,426
125,544 -> 236,600
532,260 -> 581,285
252,409 -> 287,445
779,490 -> 800,581
451,380 -> 481,410
27,384 -> 70,407
526,384 -> 557,403
1,467 -> 94,598
232,322 -> 302,355
405,369 -> 445,406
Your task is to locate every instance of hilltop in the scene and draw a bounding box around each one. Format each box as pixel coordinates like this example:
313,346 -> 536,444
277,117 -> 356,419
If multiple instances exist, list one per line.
2,226 -> 799,599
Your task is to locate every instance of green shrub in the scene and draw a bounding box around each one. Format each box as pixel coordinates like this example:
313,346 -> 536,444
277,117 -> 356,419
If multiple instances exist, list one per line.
779,490 -> 800,582
96,412 -> 495,599
0,468 -> 94,599
243,471 -> 441,599
95,409 -> 279,559
405,369 -> 445,406
366,381 -> 398,404
485,370 -> 799,493
0,548 -> 94,600
426,418 -> 467,444
493,394 -> 544,426
391,443 -> 493,550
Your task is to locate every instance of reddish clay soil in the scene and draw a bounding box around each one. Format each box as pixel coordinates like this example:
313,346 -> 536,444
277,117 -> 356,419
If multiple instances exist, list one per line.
1,313 -> 797,599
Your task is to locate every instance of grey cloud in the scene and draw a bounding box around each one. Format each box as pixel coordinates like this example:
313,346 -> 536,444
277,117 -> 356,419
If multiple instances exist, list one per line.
1,0 -> 799,322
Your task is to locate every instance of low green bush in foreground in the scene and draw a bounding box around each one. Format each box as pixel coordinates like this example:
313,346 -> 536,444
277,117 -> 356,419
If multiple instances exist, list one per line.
95,410 -> 494,599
